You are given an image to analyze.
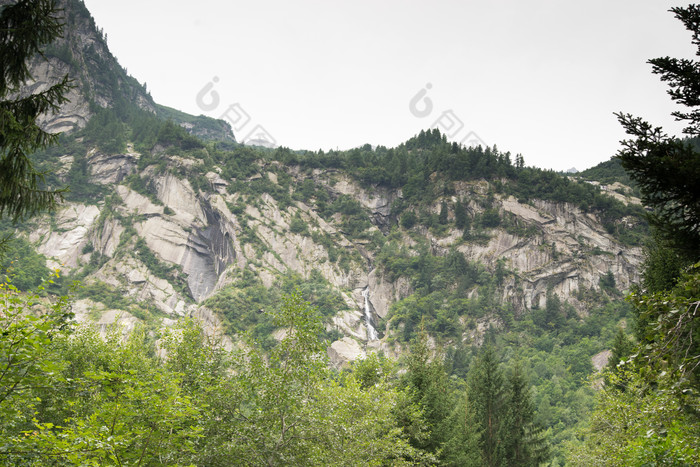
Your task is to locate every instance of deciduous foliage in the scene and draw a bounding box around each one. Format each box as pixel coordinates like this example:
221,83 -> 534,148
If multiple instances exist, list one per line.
0,287 -> 433,465
0,234 -> 50,290
628,266 -> 700,391
0,273 -> 69,436
0,294 -> 201,464
211,291 -> 329,465
568,367 -> 700,466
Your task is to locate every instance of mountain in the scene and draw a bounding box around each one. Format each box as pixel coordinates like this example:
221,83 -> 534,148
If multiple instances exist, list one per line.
4,0 -> 651,460
15,0 -> 234,142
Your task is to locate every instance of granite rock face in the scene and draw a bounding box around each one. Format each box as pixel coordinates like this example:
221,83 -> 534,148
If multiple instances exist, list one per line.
18,1 -> 642,369
29,150 -> 642,368
23,0 -> 234,141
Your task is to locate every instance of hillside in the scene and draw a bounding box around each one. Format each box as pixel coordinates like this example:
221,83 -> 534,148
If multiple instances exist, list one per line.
1,0 -> 653,463
7,0 -> 235,141
17,132 -> 647,461
22,132 -> 646,350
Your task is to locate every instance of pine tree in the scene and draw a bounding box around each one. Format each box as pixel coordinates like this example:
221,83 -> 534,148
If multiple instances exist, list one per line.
515,154 -> 524,169
608,327 -> 635,371
441,387 -> 482,467
439,200 -> 448,225
402,326 -> 453,454
502,363 -> 549,466
455,199 -> 467,230
0,0 -> 70,222
615,4 -> 700,384
461,215 -> 472,240
468,345 -> 505,467
544,290 -> 565,329
616,5 -> 700,262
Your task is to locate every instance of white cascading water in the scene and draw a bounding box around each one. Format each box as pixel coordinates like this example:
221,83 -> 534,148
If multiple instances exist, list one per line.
362,287 -> 378,341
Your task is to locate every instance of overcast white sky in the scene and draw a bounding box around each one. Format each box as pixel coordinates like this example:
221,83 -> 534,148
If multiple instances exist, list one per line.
83,0 -> 695,171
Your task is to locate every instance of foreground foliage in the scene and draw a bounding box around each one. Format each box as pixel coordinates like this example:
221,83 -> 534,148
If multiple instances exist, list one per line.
569,5 -> 700,464
0,279 -> 553,465
0,285 -> 433,465
569,367 -> 700,466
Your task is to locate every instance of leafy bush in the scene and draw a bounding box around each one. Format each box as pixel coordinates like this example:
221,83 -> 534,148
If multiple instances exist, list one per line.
0,235 -> 50,292
289,213 -> 309,235
400,211 -> 417,229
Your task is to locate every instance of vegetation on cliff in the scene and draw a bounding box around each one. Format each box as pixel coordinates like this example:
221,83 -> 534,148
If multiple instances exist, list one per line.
4,0 -> 700,465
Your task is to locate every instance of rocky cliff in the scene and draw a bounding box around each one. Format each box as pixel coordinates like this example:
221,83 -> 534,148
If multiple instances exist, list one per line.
5,0 -> 646,369
12,0 -> 235,142
19,142 -> 644,367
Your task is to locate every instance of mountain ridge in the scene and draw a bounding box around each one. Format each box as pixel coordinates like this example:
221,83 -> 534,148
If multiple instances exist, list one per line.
7,0 -> 647,355
1,1 -> 652,459
14,0 -> 236,143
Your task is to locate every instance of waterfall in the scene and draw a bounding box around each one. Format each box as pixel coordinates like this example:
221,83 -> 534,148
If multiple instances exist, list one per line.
362,287 -> 378,341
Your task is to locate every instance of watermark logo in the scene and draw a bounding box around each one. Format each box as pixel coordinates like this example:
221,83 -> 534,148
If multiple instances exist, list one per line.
243,124 -> 277,148
408,83 -> 486,148
219,103 -> 251,132
195,76 -> 220,111
408,82 -> 433,118
196,77 -> 277,148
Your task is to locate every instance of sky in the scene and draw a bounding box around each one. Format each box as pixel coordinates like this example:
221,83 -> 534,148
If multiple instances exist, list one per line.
83,0 -> 696,171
